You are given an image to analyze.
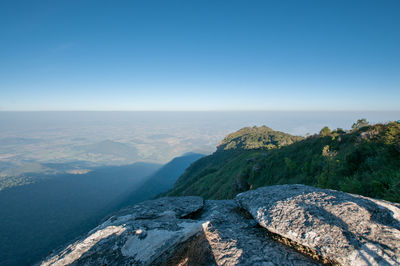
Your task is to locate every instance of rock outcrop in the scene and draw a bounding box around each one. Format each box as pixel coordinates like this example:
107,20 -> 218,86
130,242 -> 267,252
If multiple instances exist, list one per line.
193,200 -> 316,265
41,185 -> 400,266
41,197 -> 205,266
236,184 -> 400,266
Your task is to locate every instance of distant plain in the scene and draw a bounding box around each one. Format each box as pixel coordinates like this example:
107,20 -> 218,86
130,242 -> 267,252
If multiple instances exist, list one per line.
0,111 -> 399,265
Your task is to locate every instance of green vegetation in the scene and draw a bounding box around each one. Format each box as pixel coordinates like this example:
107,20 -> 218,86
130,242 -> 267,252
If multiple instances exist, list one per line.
166,121 -> 400,203
352,118 -> 369,130
217,125 -> 303,151
319,126 -> 331,136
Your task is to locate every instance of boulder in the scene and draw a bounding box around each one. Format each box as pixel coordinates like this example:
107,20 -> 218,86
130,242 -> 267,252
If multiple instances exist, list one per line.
41,196 -> 317,266
42,185 -> 400,265
197,200 -> 317,265
41,196 -> 204,266
236,184 -> 400,265
157,199 -> 318,265
111,196 -> 204,220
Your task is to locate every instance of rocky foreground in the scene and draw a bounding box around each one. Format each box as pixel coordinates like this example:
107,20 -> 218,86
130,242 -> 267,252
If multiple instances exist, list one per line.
40,185 -> 400,266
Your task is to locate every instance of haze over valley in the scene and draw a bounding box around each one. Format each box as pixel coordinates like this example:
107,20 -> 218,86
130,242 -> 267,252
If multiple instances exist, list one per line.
1,113 -> 400,265
2,111 -> 399,183
1,0 -> 399,265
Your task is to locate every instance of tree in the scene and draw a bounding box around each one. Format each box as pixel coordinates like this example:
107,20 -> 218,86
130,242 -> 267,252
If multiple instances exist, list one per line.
335,128 -> 345,134
352,118 -> 369,130
320,126 -> 331,137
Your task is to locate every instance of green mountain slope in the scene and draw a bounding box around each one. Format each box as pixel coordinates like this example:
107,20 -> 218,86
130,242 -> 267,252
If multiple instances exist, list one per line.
217,125 -> 303,151
166,122 -> 400,202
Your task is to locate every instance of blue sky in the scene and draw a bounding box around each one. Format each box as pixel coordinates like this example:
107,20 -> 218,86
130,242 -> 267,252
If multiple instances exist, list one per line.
0,0 -> 399,111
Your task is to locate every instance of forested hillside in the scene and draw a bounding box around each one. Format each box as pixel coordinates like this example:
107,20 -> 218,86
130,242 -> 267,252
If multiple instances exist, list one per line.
216,126 -> 303,151
166,120 -> 400,202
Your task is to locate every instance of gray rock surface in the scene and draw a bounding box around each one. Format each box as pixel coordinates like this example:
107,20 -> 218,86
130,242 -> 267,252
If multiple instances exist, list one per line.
112,196 -> 204,220
41,196 -> 317,266
196,200 -> 317,265
162,200 -> 318,265
41,197 -> 205,266
236,184 -> 400,266
41,185 -> 400,266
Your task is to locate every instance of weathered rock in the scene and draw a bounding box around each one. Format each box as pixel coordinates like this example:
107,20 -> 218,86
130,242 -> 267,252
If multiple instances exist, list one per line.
162,200 -> 318,265
41,196 -> 317,266
236,184 -> 400,266
111,196 -> 204,220
42,185 -> 400,266
41,197 -> 205,266
197,200 -> 318,265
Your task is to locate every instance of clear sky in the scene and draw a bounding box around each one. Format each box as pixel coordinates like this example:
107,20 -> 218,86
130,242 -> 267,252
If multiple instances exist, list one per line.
0,0 -> 399,111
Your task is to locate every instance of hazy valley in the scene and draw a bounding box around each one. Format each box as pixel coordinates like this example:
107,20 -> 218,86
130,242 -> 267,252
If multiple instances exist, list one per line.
2,1 -> 399,264
1,111 -> 399,265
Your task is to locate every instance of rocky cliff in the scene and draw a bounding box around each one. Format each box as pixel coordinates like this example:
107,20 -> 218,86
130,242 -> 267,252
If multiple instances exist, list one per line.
40,185 -> 400,266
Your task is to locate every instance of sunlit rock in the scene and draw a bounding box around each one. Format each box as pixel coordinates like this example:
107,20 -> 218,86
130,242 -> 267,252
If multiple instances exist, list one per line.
236,184 -> 400,265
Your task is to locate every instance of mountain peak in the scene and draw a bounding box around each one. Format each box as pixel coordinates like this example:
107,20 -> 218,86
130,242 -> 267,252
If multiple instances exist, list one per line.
217,126 -> 303,151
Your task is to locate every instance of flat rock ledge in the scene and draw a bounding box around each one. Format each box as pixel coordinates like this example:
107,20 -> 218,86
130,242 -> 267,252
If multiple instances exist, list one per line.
40,185 -> 400,266
40,196 -> 205,266
236,184 -> 400,266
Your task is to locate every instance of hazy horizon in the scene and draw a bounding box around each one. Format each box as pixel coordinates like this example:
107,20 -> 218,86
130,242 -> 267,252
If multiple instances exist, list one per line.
1,109 -> 400,112
1,111 -> 399,174
1,1 -> 399,265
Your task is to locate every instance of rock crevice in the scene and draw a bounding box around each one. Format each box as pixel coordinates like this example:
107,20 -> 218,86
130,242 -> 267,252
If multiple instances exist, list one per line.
41,185 -> 400,266
236,184 -> 400,266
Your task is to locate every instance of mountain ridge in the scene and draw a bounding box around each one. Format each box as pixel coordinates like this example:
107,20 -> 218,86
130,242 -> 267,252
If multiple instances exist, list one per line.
216,125 -> 303,151
166,121 -> 400,202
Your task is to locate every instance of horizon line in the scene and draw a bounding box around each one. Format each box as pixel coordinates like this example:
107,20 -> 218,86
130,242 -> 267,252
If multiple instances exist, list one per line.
0,109 -> 400,112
